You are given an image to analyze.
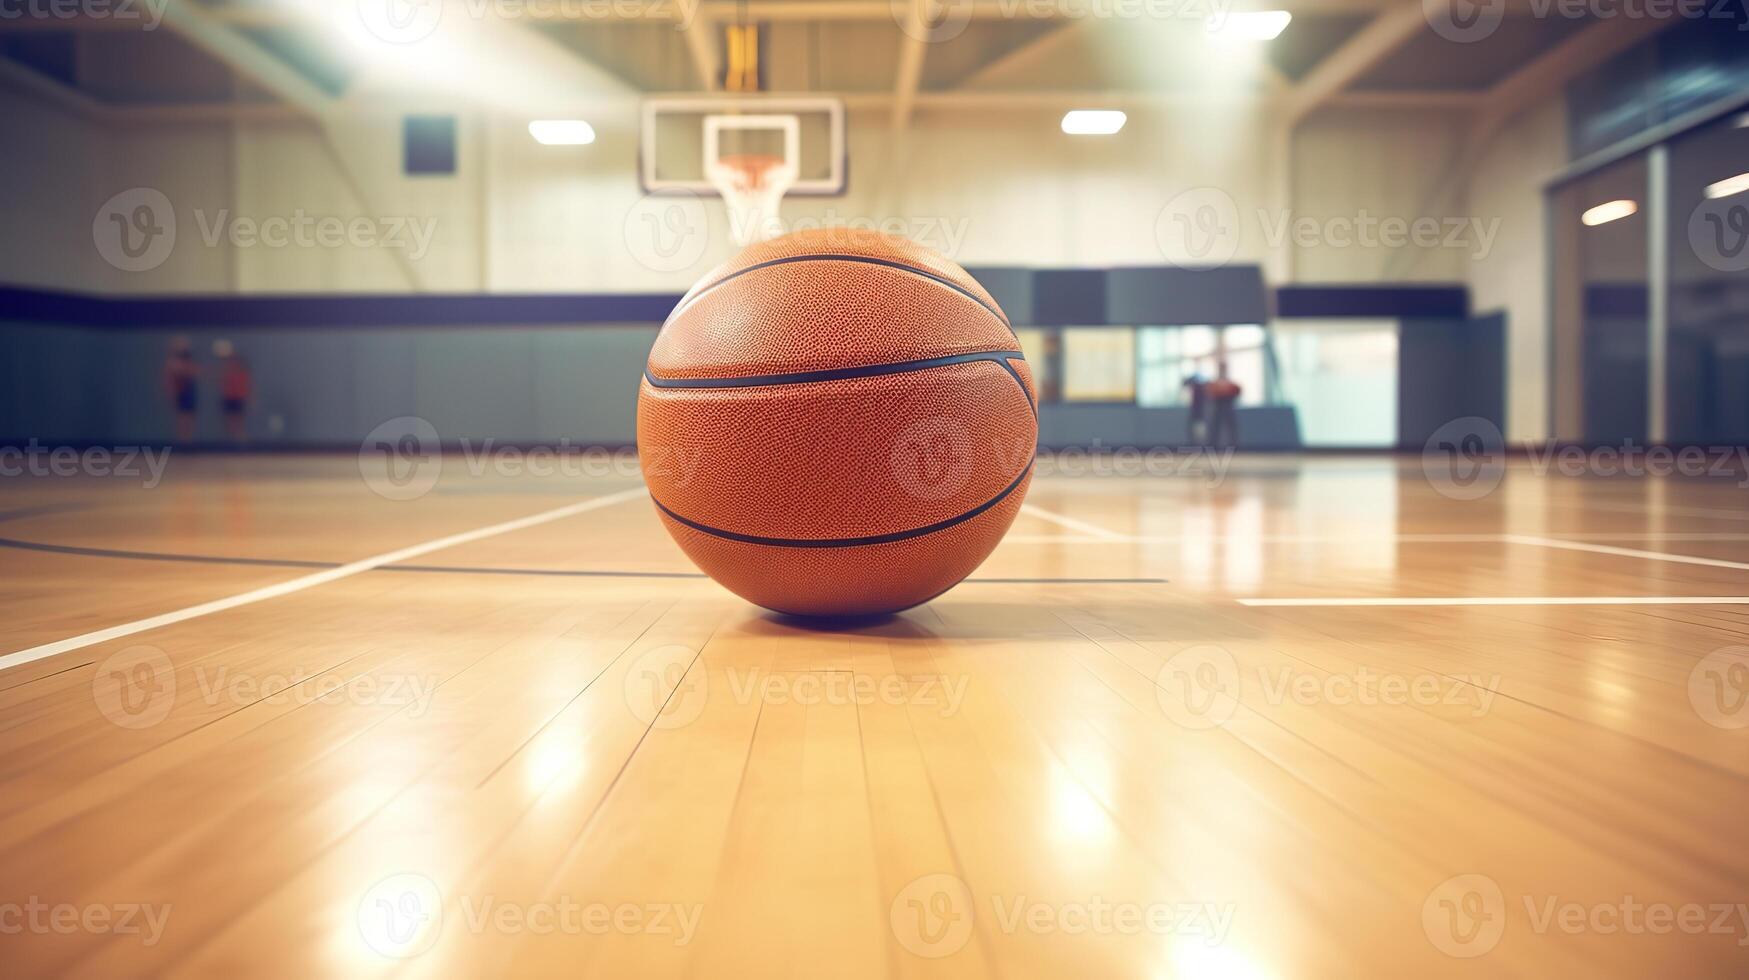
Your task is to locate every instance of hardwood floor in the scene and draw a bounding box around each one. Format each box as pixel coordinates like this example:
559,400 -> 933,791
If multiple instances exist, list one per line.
2,453 -> 1747,978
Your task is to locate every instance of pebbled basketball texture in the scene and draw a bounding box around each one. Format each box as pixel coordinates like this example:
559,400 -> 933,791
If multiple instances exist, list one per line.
638,227 -> 1037,617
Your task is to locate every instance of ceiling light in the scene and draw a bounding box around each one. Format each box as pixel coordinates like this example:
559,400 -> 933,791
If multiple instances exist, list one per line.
1581,199 -> 1637,226
1703,172 -> 1749,200
1207,10 -> 1292,42
529,120 -> 596,145
1061,110 -> 1126,135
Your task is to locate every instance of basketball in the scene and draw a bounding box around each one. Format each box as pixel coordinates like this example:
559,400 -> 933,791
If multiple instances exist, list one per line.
637,227 -> 1037,617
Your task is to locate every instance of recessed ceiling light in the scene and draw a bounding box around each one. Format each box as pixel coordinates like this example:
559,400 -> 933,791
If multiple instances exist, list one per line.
1061,110 -> 1126,135
1207,10 -> 1292,42
1704,172 -> 1749,200
1581,199 -> 1638,226
529,120 -> 596,146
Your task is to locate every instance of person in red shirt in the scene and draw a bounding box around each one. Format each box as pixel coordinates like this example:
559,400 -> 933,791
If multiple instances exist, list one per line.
1206,361 -> 1242,450
214,339 -> 253,444
163,336 -> 200,443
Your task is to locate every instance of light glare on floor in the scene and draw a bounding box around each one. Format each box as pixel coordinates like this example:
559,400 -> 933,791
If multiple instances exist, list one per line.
1581,199 -> 1637,226
1207,10 -> 1292,41
529,120 -> 596,146
1703,172 -> 1749,199
1061,110 -> 1127,135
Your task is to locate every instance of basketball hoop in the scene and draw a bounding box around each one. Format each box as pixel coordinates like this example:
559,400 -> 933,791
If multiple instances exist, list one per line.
704,115 -> 800,246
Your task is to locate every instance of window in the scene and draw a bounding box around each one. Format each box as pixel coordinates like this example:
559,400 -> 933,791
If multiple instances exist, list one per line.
1061,328 -> 1135,401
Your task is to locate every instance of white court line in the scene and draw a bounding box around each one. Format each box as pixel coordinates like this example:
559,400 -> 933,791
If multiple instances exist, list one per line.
1503,534 -> 1749,572
1018,505 -> 1129,541
1238,596 -> 1749,607
0,488 -> 649,675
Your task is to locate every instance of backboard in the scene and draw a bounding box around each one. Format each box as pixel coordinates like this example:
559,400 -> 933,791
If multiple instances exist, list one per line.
639,96 -> 847,197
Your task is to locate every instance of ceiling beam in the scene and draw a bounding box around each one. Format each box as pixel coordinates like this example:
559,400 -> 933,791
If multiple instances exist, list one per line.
1378,13 -> 1678,279
890,0 -> 927,131
158,0 -> 335,118
680,14 -> 721,90
199,0 -> 1394,27
1279,0 -> 1439,126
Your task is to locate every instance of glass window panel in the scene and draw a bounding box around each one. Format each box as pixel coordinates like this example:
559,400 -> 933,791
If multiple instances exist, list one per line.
1062,328 -> 1136,402
1273,319 -> 1399,447
1666,113 -> 1749,443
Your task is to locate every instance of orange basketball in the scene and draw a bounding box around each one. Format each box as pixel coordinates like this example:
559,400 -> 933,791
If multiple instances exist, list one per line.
638,228 -> 1036,617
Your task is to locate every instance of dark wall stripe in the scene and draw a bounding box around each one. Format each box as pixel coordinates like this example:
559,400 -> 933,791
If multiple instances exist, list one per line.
668,254 -> 1013,331
644,349 -> 1025,389
651,459 -> 1033,549
1276,284 -> 1469,319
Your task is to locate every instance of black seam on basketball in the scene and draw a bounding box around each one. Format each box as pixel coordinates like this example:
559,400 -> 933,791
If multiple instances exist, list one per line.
996,357 -> 1037,416
650,458 -> 1034,549
668,253 -> 1013,333
644,349 -> 1026,389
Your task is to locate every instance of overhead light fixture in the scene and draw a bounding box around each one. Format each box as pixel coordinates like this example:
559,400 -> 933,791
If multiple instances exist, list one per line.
1207,10 -> 1292,42
1581,199 -> 1637,226
1061,110 -> 1126,135
529,120 -> 596,146
1704,172 -> 1749,200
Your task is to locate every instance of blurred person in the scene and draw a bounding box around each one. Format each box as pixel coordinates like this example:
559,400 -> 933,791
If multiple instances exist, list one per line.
1207,361 -> 1242,450
1181,368 -> 1209,447
214,339 -> 252,444
163,336 -> 200,443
